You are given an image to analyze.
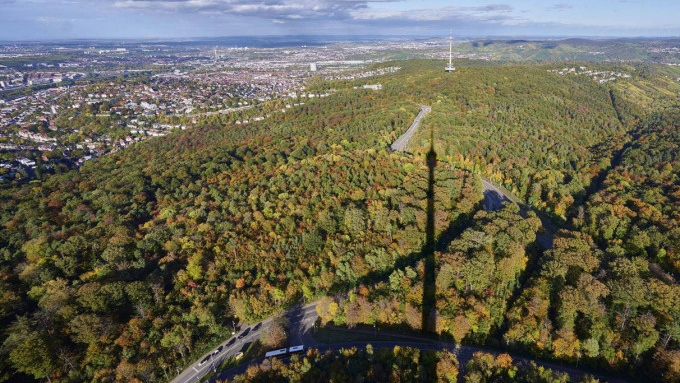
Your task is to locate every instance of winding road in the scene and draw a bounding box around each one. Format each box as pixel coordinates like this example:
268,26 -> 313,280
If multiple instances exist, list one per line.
183,301 -> 625,383
172,301 -> 625,383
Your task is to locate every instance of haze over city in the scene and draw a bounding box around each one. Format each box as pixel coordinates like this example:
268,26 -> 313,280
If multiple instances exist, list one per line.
2,0 -> 680,40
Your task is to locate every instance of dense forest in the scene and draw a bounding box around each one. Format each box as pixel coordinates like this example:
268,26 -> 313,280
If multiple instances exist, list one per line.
508,105 -> 680,379
316,204 -> 542,340
1,59 -> 680,382
408,64 -> 629,218
0,76 -> 478,381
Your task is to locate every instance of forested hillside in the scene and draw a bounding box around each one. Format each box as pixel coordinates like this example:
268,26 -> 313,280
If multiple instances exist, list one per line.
453,38 -> 680,62
316,61 -> 680,382
503,106 -> 680,381
0,75 -> 479,381
1,60 -> 679,382
406,63 -> 633,218
580,106 -> 680,274
316,204 -> 542,340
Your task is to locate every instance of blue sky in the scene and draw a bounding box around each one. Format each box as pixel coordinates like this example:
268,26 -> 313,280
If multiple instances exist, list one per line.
1,0 -> 679,40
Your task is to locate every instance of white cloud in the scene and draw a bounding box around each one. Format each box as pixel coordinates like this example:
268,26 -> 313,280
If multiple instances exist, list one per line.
113,0 -> 373,16
351,4 -> 520,25
104,0 -> 533,34
551,3 -> 573,10
36,16 -> 79,23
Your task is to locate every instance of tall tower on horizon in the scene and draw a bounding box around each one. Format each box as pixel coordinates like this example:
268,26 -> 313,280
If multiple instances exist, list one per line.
445,30 -> 455,72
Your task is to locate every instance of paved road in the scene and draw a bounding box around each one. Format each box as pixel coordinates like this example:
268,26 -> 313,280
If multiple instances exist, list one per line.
284,303 -> 320,347
176,301 -> 625,383
480,176 -> 554,249
169,303 -> 318,383
210,328 -> 627,383
169,319 -> 270,383
481,178 -> 512,212
390,105 -> 431,152
189,104 -> 254,117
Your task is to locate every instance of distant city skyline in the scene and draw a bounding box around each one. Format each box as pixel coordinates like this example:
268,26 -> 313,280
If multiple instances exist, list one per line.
1,0 -> 680,41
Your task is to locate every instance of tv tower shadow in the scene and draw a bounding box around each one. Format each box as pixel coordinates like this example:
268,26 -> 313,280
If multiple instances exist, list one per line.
421,137 -> 437,333
419,132 -> 439,381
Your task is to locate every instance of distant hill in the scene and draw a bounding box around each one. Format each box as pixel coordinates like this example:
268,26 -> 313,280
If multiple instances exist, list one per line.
455,37 -> 680,63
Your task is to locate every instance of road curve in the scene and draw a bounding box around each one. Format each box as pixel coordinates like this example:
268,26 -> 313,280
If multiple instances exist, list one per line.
176,301 -> 625,383
481,178 -> 512,212
480,176 -> 555,249
211,330 -> 627,383
390,105 -> 431,152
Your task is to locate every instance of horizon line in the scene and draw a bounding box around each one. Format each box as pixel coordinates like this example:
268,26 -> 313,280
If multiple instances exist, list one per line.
1,34 -> 680,44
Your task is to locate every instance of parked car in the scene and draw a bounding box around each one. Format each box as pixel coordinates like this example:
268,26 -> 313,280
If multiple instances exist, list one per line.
237,327 -> 250,339
198,355 -> 211,366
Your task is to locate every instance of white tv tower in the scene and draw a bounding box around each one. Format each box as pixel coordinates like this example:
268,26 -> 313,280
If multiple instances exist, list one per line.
445,30 -> 455,72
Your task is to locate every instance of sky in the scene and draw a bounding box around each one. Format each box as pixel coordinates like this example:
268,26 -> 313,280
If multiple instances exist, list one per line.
1,0 -> 679,40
